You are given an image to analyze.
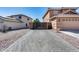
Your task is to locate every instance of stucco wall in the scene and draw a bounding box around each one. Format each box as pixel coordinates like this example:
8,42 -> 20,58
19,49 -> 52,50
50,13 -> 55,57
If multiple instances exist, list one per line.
51,19 -> 57,29
19,16 -> 32,27
0,23 -> 4,31
51,17 -> 79,31
43,12 -> 50,22
4,22 -> 26,30
8,15 -> 32,27
58,17 -> 79,30
21,16 -> 32,23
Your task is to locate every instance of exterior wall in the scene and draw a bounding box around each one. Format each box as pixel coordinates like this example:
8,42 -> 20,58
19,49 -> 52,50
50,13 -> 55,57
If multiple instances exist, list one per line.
7,15 -> 32,28
8,15 -> 32,23
3,22 -> 26,30
50,10 -> 60,16
61,9 -> 69,13
39,22 -> 52,29
51,19 -> 57,30
50,10 -> 54,17
0,15 -> 33,31
21,16 -> 32,22
29,22 -> 52,29
43,10 -> 60,22
57,17 -> 79,30
0,23 -> 5,31
21,16 -> 32,26
43,8 -> 79,31
51,17 -> 79,31
43,12 -> 50,22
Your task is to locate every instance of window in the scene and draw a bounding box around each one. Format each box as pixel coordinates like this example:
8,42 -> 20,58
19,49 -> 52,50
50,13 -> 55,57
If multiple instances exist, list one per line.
26,23 -> 27,26
19,16 -> 21,19
8,27 -> 12,30
16,16 -> 22,19
10,16 -> 13,18
27,18 -> 29,20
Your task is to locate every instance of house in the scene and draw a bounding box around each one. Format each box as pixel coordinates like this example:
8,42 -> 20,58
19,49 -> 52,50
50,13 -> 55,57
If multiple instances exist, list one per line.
7,14 -> 32,27
0,14 -> 32,31
43,7 -> 79,31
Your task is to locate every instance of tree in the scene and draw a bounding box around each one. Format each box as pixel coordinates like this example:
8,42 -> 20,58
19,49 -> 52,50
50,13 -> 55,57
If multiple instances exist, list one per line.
32,18 -> 40,28
32,18 -> 40,24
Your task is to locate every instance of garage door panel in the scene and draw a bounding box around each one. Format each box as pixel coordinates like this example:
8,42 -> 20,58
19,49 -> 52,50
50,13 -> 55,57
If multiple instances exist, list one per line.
61,21 -> 79,29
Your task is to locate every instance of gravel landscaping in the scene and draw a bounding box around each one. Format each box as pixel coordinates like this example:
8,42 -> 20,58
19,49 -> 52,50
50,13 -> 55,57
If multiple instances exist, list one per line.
0,29 -> 29,51
60,31 -> 79,39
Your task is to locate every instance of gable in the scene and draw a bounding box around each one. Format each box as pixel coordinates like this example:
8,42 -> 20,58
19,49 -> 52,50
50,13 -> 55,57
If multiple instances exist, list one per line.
63,10 -> 77,14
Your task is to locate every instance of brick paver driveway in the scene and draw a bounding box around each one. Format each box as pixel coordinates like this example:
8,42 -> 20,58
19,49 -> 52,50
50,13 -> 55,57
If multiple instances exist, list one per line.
4,30 -> 79,52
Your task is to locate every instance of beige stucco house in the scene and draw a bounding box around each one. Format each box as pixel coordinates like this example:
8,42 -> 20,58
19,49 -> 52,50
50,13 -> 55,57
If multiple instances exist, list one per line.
7,14 -> 32,27
43,7 -> 79,31
0,14 -> 32,31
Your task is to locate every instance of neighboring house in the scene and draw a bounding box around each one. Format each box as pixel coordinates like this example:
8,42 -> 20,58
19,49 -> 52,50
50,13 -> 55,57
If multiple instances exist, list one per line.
0,14 -> 32,31
7,14 -> 32,27
43,7 -> 79,31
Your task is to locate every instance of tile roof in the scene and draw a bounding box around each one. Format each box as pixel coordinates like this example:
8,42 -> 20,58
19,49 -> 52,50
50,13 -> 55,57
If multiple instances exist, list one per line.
54,14 -> 79,17
7,14 -> 32,19
43,7 -> 78,19
49,14 -> 79,20
0,16 -> 22,23
48,7 -> 77,10
0,14 -> 33,23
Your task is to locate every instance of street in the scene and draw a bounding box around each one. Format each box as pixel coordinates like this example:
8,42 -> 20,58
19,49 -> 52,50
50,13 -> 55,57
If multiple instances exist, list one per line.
4,30 -> 79,52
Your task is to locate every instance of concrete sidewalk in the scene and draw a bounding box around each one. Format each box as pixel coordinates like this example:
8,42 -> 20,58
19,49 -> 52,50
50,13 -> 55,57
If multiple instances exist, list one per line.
60,31 -> 79,39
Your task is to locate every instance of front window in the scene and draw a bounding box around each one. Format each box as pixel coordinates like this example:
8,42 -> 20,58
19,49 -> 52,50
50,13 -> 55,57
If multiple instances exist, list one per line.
16,16 -> 22,19
27,18 -> 29,20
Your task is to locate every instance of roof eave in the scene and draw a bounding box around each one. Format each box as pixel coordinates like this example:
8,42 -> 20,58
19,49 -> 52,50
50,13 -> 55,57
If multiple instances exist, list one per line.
42,10 -> 49,19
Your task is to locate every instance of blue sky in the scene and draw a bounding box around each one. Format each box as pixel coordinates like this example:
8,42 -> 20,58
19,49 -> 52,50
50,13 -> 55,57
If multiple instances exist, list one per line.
0,7 -> 79,22
0,7 -> 47,22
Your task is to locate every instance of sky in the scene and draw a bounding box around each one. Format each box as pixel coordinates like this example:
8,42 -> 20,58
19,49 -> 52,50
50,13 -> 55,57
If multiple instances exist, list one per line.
0,7 -> 47,22
0,7 -> 79,22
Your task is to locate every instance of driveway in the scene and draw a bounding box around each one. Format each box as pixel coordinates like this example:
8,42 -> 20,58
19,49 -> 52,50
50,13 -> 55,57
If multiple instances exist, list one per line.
4,30 -> 79,52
